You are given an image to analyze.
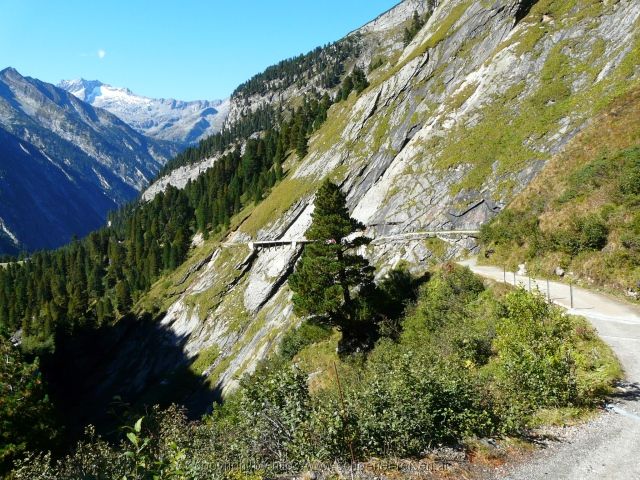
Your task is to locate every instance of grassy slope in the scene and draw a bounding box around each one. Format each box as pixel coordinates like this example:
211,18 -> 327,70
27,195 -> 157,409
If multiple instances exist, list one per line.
480,86 -> 640,294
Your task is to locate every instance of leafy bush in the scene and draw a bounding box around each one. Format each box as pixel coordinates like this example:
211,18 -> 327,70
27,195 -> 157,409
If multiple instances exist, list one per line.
622,232 -> 640,252
279,322 -> 332,360
12,407 -> 194,480
558,156 -> 611,203
577,215 -> 609,251
370,266 -> 427,339
620,212 -> 640,253
491,290 -> 577,411
12,267 -> 619,478
0,337 -> 57,475
553,214 -> 608,256
480,209 -> 544,261
618,148 -> 640,197
237,363 -> 313,469
349,348 -> 495,457
402,263 -> 484,338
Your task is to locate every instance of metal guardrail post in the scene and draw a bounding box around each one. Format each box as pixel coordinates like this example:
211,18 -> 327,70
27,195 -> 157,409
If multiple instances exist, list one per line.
547,279 -> 551,303
570,280 -> 574,309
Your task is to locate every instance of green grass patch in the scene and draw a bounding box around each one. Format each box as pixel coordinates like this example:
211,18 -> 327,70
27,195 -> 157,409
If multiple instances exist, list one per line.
190,345 -> 221,375
239,178 -> 316,237
424,237 -> 449,260
447,82 -> 478,110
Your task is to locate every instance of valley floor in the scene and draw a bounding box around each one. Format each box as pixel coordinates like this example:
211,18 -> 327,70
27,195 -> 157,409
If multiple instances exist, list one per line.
460,258 -> 640,480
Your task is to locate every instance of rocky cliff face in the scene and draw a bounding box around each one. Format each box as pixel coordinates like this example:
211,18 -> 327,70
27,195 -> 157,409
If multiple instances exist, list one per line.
93,0 -> 640,412
58,79 -> 229,145
0,68 -> 179,253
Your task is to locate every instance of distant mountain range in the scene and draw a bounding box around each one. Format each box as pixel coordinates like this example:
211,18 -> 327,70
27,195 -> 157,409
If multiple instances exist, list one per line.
0,67 -> 179,254
58,79 -> 229,145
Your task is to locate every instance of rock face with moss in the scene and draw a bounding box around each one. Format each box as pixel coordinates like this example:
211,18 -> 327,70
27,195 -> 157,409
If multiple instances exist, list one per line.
96,0 -> 640,409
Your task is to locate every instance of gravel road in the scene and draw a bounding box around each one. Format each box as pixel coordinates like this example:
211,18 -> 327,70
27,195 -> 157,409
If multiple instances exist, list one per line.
459,259 -> 640,480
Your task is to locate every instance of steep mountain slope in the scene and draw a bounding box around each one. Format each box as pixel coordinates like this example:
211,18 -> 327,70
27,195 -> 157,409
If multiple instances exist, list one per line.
0,127 -> 114,254
0,67 -> 179,252
227,0 -> 435,124
121,0 -> 639,406
59,79 -> 229,145
13,0 -> 640,420
144,0 -> 436,196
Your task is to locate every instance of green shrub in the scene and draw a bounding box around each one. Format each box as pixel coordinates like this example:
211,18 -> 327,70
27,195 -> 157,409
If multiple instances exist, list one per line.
0,337 -> 58,475
12,407 -> 195,480
368,56 -> 385,72
553,213 -> 608,256
480,209 -> 545,262
402,264 -> 484,339
371,266 -> 426,339
559,155 -> 612,203
279,321 -> 332,360
618,148 -> 640,197
350,349 -> 495,457
491,289 -> 577,411
12,269 -> 620,478
237,363 -> 313,469
622,232 -> 640,252
577,215 -> 609,251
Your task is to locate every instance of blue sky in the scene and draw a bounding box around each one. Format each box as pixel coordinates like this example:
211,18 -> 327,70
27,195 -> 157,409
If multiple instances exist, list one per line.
0,0 -> 399,101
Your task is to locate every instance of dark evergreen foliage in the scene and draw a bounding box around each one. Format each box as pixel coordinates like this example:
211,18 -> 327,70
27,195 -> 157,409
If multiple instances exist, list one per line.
158,104 -> 278,176
403,10 -> 428,46
339,67 -> 369,101
289,180 -> 375,348
0,336 -> 57,474
232,37 -> 360,99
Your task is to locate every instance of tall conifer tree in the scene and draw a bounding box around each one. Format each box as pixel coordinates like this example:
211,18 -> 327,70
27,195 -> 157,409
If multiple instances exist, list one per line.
289,180 -> 375,347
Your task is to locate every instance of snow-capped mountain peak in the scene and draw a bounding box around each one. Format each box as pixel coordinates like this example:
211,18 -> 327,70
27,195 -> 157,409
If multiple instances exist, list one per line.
58,78 -> 107,102
58,78 -> 229,145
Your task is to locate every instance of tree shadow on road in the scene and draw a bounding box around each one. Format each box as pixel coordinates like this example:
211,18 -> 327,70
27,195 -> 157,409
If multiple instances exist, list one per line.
610,381 -> 640,402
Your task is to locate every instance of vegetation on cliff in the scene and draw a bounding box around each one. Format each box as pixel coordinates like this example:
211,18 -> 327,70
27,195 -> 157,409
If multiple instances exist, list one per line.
1,0 -> 638,476
480,87 -> 640,295
0,336 -> 57,473
0,91 -> 339,354
11,265 -> 619,478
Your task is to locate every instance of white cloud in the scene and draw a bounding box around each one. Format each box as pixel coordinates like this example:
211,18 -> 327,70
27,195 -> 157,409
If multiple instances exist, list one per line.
97,49 -> 106,59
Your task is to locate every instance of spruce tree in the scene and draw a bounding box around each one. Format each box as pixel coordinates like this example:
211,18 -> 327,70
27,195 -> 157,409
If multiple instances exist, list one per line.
296,130 -> 308,159
403,10 -> 425,46
340,75 -> 354,101
352,67 -> 369,94
289,180 -> 375,349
